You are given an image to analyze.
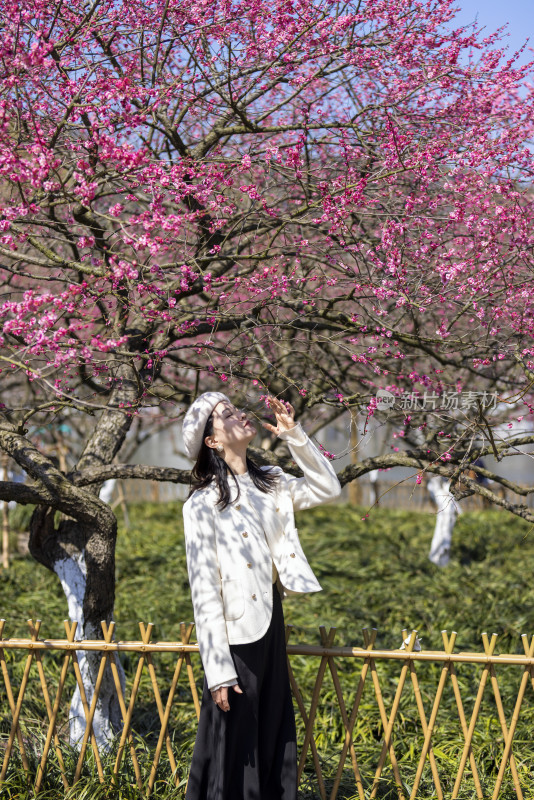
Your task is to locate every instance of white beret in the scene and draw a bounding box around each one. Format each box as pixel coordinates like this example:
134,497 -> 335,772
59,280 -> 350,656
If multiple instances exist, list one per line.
182,392 -> 229,460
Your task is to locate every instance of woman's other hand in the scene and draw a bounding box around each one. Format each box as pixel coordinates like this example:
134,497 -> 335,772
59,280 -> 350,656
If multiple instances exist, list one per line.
261,396 -> 296,436
211,683 -> 243,712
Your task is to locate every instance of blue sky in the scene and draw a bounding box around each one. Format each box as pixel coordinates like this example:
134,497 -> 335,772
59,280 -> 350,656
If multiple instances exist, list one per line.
452,0 -> 533,67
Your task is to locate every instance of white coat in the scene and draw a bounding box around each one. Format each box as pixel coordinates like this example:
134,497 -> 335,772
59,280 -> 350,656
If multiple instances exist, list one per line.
183,423 -> 342,689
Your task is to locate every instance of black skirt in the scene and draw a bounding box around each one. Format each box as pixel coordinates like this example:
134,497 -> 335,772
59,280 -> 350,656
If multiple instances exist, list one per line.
185,585 -> 297,800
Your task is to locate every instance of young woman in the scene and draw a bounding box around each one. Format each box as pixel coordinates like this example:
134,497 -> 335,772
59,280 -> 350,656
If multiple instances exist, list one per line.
181,391 -> 341,800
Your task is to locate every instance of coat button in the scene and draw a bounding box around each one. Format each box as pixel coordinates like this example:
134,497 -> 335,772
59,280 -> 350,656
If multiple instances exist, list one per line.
247,562 -> 252,568
276,507 -> 280,512
252,594 -> 257,600
290,553 -> 296,558
242,532 -> 248,538
235,504 -> 241,510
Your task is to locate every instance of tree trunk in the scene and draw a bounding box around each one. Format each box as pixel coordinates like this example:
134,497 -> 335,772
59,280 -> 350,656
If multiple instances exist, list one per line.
427,477 -> 461,568
348,412 -> 362,505
29,509 -> 125,749
2,363 -> 140,748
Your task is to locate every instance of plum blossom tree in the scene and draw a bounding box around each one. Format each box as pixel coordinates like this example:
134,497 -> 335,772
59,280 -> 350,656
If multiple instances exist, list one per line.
1,0 -> 534,743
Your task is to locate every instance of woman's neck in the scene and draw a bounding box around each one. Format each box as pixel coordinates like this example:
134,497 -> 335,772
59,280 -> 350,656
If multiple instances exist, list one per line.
223,451 -> 248,475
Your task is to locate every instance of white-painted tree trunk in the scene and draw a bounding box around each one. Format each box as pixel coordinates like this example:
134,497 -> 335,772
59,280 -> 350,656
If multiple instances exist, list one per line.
428,477 -> 462,567
54,551 -> 125,751
99,479 -> 117,505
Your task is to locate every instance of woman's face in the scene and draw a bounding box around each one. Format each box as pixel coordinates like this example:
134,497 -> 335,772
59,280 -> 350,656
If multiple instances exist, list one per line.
206,400 -> 257,454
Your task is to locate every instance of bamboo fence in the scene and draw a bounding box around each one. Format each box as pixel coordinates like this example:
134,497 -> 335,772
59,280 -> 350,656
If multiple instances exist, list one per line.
2,620 -> 534,798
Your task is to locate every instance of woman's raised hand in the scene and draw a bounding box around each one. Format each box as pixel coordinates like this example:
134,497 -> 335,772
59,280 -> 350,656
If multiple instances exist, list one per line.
261,396 -> 296,436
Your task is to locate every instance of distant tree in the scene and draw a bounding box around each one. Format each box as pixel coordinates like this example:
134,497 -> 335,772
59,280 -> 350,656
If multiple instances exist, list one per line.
0,0 -> 533,743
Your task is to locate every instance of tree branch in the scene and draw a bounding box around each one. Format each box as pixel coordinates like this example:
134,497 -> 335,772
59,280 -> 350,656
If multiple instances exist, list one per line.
0,481 -> 47,505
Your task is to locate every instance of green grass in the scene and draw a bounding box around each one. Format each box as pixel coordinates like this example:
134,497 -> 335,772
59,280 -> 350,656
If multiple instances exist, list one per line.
1,502 -> 534,798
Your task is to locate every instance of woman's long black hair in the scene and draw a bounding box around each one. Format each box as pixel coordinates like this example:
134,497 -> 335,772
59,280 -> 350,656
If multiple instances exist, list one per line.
188,412 -> 279,509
